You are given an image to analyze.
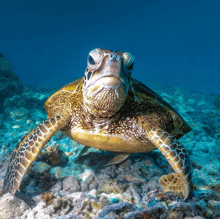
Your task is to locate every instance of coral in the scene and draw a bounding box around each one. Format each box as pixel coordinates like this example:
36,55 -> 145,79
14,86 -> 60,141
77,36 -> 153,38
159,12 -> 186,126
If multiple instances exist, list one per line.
40,144 -> 68,167
0,77 -> 219,218
62,176 -> 81,192
0,193 -> 30,219
41,192 -> 55,207
98,202 -> 136,218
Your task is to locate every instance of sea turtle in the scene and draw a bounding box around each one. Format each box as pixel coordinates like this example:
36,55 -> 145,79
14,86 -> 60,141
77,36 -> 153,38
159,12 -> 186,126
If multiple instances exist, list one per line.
3,48 -> 192,199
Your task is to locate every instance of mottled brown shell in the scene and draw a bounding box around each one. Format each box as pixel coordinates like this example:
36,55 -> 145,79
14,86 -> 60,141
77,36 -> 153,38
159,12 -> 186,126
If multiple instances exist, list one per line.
44,77 -> 191,140
45,77 -> 83,109
129,78 -> 191,138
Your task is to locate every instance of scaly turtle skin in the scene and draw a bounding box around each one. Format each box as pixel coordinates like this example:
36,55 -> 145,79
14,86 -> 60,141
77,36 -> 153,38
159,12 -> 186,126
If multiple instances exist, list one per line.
3,48 -> 192,199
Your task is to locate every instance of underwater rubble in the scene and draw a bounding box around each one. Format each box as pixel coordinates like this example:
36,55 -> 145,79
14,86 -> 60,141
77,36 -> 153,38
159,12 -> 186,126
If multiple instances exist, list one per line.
0,72 -> 219,218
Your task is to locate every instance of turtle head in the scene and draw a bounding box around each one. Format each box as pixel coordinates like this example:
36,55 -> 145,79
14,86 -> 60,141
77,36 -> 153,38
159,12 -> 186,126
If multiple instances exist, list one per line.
82,48 -> 135,117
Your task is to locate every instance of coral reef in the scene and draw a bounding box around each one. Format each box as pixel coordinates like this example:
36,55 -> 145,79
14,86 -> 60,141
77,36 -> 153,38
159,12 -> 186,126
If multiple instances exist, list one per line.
0,78 -> 219,218
0,53 -> 23,113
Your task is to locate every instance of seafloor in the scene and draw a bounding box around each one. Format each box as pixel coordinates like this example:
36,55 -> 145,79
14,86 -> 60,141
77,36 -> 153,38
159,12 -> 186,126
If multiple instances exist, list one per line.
0,55 -> 220,218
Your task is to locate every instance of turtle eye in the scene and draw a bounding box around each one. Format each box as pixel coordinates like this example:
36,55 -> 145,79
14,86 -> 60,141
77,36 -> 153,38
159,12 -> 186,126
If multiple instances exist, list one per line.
123,52 -> 135,69
88,55 -> 95,65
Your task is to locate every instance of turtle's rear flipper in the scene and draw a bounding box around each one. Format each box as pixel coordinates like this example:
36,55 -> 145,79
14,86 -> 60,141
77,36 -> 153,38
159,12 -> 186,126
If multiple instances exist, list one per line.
159,173 -> 188,199
147,128 -> 191,200
3,116 -> 64,195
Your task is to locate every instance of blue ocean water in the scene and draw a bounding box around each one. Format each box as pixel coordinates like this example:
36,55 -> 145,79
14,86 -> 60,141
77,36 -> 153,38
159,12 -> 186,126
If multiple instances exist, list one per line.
0,0 -> 219,94
0,1 -> 220,218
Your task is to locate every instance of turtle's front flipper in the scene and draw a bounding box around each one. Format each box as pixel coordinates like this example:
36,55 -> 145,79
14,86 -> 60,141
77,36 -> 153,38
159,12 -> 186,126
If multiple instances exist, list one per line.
3,116 -> 64,195
105,153 -> 131,166
147,128 -> 191,199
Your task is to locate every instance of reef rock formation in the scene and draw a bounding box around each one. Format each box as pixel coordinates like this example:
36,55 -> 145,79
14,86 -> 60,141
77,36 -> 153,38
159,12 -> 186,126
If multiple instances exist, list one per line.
0,53 -> 23,113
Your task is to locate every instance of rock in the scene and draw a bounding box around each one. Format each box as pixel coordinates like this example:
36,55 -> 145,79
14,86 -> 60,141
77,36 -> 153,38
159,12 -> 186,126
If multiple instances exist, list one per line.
0,193 -> 30,219
62,176 -> 81,192
30,161 -> 52,175
191,190 -> 220,202
124,204 -> 166,219
98,215 -> 119,219
98,178 -> 128,194
80,169 -> 98,191
168,202 -> 185,219
21,161 -> 54,193
208,199 -> 220,218
49,180 -> 63,193
100,192 -> 123,203
184,217 -> 206,219
127,183 -> 142,204
54,216 -> 82,219
99,194 -> 111,207
26,201 -> 49,219
87,189 -> 98,199
98,202 -> 136,218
